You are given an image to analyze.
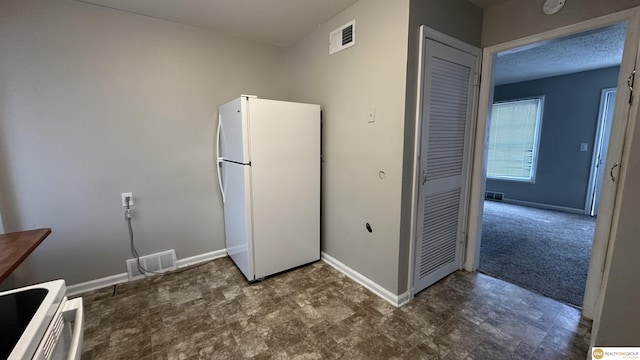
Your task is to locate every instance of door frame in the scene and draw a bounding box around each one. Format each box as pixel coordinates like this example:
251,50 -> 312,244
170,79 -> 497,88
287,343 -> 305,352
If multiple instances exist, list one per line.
465,8 -> 640,320
407,26 -> 481,298
585,87 -> 617,216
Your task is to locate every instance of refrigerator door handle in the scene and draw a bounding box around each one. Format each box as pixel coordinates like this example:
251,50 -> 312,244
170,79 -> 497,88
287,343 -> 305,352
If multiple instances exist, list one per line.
216,114 -> 226,203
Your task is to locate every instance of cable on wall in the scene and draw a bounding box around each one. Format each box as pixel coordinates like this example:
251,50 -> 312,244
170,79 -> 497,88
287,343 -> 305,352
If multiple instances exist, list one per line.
124,197 -> 160,276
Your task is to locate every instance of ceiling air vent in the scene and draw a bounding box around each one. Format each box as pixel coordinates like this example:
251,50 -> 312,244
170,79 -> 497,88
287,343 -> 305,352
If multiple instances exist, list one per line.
329,20 -> 356,55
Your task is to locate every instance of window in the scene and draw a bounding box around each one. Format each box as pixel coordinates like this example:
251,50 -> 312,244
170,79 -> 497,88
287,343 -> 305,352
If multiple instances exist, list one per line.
487,97 -> 543,182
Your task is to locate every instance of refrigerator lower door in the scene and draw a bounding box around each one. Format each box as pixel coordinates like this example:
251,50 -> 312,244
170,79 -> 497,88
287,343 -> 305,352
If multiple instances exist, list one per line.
248,99 -> 321,278
222,161 -> 254,280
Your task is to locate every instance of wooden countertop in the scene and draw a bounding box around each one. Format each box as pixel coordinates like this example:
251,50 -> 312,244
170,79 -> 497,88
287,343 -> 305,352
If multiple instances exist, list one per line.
0,228 -> 51,283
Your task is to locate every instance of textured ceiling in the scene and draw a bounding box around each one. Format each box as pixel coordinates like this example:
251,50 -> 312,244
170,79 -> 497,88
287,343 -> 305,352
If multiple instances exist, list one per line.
78,0 -> 359,47
494,24 -> 626,85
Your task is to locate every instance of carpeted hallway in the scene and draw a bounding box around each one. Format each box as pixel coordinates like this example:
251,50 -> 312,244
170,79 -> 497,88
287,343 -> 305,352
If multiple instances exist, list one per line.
479,201 -> 596,307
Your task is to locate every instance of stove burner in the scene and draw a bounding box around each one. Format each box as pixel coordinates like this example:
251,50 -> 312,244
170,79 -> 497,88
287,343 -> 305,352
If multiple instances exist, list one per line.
0,288 -> 48,359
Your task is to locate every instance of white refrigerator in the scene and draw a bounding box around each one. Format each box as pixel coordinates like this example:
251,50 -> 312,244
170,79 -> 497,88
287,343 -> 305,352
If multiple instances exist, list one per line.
216,95 -> 320,281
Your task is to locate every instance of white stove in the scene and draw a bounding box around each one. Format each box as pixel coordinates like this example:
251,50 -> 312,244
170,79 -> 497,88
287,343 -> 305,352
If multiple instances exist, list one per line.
0,280 -> 84,360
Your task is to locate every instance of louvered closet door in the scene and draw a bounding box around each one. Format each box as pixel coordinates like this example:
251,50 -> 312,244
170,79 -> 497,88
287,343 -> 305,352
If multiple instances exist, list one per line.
414,38 -> 477,294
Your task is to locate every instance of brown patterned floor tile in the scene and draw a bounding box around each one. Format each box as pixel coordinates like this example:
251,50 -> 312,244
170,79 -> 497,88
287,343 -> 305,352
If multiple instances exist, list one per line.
378,311 -> 425,347
310,327 -> 341,352
354,332 -> 407,359
231,327 -> 270,358
531,338 -> 586,360
478,320 -> 521,352
359,294 -> 396,316
483,312 -> 547,349
81,259 -> 591,360
165,338 -> 200,360
207,346 -> 245,360
294,303 -> 330,330
433,317 -> 486,353
250,301 -> 299,334
404,340 -> 449,360
80,348 -> 94,360
514,341 -> 536,359
260,317 -> 313,353
152,349 -> 169,360
541,325 -> 590,354
281,336 -> 334,359
466,338 -> 525,360
441,347 -> 471,360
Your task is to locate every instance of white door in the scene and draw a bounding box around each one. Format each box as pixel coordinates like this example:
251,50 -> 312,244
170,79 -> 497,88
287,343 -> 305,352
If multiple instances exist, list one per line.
413,35 -> 478,294
591,89 -> 616,216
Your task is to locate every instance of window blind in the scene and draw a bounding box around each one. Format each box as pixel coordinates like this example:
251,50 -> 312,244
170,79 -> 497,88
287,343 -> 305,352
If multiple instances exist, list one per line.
487,98 -> 542,182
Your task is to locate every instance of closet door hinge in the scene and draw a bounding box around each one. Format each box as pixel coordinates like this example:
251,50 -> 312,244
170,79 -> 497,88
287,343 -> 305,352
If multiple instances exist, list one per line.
628,69 -> 635,105
473,73 -> 480,86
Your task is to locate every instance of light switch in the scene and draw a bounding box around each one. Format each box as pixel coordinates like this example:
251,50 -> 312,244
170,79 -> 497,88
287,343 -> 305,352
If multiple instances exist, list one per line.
368,107 -> 375,123
580,143 -> 588,152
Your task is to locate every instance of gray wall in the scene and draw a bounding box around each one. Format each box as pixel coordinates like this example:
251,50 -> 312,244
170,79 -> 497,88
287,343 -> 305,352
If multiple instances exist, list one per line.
0,0 -> 287,286
286,0 -> 483,296
398,0 -> 483,293
286,0 -> 411,294
482,0 -> 640,47
486,67 -> 620,211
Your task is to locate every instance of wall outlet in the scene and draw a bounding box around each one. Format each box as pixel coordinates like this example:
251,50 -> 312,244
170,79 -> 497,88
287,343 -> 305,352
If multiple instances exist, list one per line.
121,192 -> 133,207
367,107 -> 376,123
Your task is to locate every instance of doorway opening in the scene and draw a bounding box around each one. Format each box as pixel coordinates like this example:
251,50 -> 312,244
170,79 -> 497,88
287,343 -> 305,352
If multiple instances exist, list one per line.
478,24 -> 625,308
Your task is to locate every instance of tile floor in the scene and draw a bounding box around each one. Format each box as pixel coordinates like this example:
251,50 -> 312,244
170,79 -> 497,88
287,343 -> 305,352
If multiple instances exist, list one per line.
79,257 -> 591,359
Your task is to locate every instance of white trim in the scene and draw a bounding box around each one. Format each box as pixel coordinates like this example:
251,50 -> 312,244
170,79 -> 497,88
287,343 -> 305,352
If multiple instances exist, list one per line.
321,252 -> 410,307
592,10 -> 640,347
423,26 -> 480,57
407,25 -> 427,302
66,249 -> 228,297
466,8 -> 640,324
66,273 -> 128,298
396,291 -> 411,307
176,249 -> 228,268
497,198 -> 585,214
484,9 -> 636,55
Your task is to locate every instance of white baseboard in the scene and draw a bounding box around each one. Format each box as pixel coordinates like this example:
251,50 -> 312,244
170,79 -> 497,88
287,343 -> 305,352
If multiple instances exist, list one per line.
67,249 -> 227,297
321,252 -> 410,307
396,291 -> 411,307
177,249 -> 228,268
500,198 -> 585,214
66,273 -> 129,298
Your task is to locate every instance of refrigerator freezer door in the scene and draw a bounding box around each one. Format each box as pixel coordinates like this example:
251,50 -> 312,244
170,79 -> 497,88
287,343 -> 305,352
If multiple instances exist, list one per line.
221,161 -> 254,280
248,99 -> 320,278
219,97 -> 250,164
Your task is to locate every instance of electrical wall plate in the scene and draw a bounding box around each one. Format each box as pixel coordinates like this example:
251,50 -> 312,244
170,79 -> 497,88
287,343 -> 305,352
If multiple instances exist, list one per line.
543,0 -> 565,15
121,192 -> 133,207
